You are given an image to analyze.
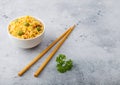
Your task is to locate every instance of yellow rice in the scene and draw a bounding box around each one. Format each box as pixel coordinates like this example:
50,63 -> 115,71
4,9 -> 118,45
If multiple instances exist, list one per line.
8,16 -> 44,39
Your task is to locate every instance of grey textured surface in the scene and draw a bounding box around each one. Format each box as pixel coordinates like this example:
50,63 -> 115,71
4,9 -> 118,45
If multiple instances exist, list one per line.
0,0 -> 120,85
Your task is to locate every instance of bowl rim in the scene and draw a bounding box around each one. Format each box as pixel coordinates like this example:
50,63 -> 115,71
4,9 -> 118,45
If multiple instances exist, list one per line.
7,16 -> 45,41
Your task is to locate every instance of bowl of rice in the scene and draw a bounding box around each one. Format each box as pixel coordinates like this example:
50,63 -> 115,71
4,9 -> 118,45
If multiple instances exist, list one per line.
8,16 -> 45,48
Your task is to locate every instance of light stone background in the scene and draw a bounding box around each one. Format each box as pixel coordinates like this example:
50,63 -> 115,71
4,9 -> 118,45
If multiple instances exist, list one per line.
0,0 -> 120,85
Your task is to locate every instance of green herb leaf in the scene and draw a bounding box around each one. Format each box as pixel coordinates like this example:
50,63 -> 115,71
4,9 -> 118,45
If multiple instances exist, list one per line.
57,65 -> 66,73
56,54 -> 73,73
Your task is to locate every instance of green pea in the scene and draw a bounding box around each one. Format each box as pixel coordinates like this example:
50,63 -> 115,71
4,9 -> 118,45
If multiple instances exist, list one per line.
24,22 -> 30,26
36,27 -> 41,31
18,30 -> 24,36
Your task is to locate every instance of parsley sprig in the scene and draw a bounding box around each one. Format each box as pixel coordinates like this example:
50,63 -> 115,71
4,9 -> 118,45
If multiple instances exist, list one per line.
56,54 -> 73,73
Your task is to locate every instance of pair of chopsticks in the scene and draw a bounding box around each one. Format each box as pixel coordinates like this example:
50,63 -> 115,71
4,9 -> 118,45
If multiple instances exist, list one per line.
18,25 -> 76,77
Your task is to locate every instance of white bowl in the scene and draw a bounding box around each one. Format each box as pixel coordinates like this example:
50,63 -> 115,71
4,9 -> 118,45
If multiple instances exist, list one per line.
7,17 -> 45,49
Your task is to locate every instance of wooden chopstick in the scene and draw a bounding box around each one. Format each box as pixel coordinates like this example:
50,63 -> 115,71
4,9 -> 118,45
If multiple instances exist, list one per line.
18,26 -> 73,76
34,25 -> 76,77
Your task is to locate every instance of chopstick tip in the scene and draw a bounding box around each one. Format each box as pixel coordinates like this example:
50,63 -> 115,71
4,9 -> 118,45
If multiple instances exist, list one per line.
18,73 -> 22,76
73,24 -> 76,27
70,24 -> 76,30
34,73 -> 39,77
